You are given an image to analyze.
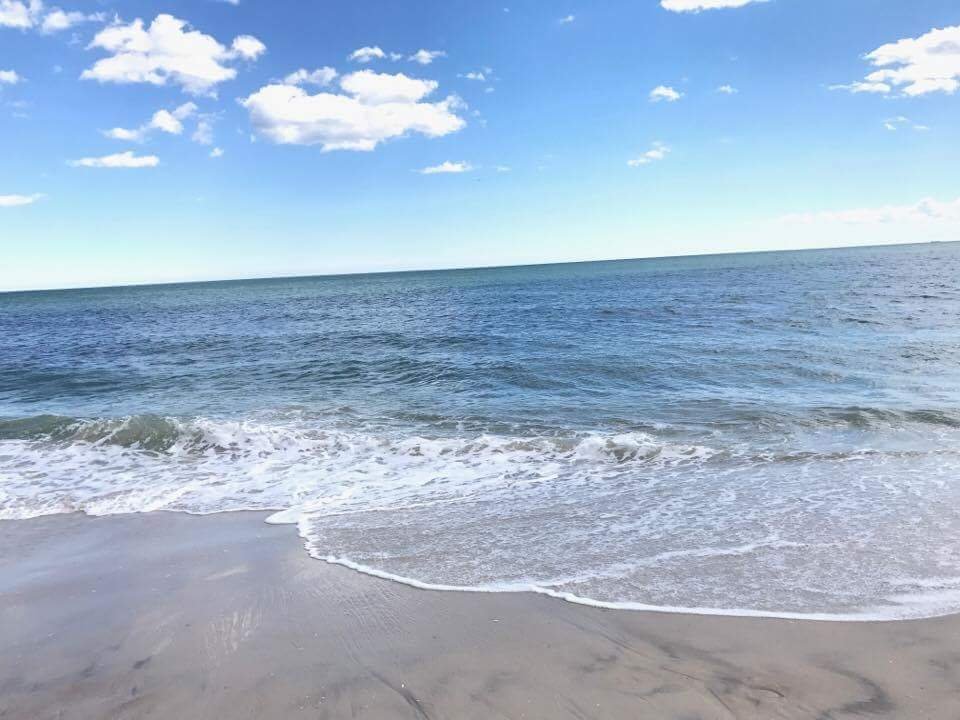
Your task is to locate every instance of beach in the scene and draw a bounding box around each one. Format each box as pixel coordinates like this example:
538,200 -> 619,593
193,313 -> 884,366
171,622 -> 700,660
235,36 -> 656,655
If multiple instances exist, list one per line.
3,511 -> 959,720
4,0 -> 959,713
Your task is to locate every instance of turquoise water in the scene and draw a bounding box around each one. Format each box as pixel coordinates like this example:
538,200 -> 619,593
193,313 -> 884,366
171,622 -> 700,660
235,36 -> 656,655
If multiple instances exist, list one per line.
3,243 -> 960,619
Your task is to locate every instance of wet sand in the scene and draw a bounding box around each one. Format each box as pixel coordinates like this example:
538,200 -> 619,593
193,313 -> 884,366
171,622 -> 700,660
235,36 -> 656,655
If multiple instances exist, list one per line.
1,511 -> 959,719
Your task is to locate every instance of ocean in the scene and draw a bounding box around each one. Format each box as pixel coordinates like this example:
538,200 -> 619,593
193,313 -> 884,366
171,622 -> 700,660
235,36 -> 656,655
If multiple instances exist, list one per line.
3,242 -> 960,620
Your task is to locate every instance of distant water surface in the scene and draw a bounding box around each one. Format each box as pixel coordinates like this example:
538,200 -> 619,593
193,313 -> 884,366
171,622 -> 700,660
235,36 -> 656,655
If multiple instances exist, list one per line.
3,243 -> 960,619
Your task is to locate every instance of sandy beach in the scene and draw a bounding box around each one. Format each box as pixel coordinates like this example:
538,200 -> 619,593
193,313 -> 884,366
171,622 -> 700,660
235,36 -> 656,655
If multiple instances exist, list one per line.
1,512 -> 958,719
4,0 -> 960,714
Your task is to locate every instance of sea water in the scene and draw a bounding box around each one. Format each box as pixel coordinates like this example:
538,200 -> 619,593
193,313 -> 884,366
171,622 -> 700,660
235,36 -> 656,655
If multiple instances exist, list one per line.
3,243 -> 960,620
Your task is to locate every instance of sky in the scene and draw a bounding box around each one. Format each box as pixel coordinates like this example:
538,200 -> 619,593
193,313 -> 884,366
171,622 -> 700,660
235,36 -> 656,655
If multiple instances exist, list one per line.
0,0 -> 958,291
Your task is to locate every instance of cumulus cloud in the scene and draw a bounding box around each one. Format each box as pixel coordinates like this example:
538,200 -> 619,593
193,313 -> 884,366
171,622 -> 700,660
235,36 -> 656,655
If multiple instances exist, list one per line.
661,0 -> 766,11
835,25 -> 960,97
780,196 -> 960,225
716,84 -> 738,94
231,34 -> 265,60
419,161 -> 472,175
0,0 -> 36,28
209,147 -> 224,158
82,14 -> 266,96
649,85 -> 682,102
559,14 -> 575,24
0,192 -> 43,207
349,46 -> 386,64
241,70 -> 466,152
70,151 -> 160,168
628,142 -> 671,167
0,69 -> 21,83
104,102 -> 197,142
40,7 -> 103,33
0,0 -> 103,32
282,67 -> 337,86
339,70 -> 438,104
409,49 -> 446,65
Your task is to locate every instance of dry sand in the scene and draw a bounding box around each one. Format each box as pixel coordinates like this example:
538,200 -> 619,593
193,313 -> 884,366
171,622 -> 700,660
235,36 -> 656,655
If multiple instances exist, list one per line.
2,511 -> 959,719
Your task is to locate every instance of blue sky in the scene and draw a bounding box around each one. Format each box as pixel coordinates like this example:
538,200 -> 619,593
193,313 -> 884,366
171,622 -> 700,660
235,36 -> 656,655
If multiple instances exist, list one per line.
1,0 -> 958,291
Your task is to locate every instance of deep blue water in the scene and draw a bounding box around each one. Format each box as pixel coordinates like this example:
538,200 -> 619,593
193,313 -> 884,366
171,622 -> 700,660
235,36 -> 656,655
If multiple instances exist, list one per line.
3,243 -> 960,619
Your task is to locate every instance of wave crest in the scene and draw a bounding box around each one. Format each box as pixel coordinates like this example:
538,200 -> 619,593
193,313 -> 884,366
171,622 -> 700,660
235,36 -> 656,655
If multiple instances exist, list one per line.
0,413 -> 718,465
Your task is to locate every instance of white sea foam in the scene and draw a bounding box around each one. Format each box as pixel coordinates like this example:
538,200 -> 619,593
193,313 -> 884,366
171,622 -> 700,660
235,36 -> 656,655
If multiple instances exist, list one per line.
3,413 -> 960,621
0,416 -> 715,520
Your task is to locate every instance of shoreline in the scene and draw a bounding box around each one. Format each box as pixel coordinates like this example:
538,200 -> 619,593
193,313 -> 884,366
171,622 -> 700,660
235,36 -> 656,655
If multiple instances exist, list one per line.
11,507 -> 952,623
3,511 -> 960,718
302,550 -> 960,625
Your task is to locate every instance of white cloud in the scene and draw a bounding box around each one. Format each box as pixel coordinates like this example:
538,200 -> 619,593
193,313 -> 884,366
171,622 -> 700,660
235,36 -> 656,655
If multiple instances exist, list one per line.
419,161 -> 472,175
241,70 -> 466,152
649,85 -> 682,102
0,192 -> 43,207
104,102 -> 197,142
661,0 -> 766,11
282,67 -> 337,86
192,117 -> 214,145
559,14 -> 575,24
883,115 -> 929,132
40,7 -> 103,33
409,49 -> 446,65
70,151 -> 160,168
339,70 -> 438,104
0,1 -> 103,32
231,35 -> 265,60
155,105 -> 194,131
105,129 -> 147,142
461,69 -> 491,82
0,69 -> 21,83
716,84 -> 738,94
628,142 -> 671,167
496,165 -> 511,172
0,0 -> 41,29
830,81 -> 891,95
349,46 -> 386,64
836,25 -> 960,97
780,196 -> 960,226
209,147 -> 224,158
82,14 -> 266,96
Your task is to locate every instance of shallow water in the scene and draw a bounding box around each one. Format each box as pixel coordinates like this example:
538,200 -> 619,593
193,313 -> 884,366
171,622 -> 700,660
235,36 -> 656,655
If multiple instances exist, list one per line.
3,243 -> 960,619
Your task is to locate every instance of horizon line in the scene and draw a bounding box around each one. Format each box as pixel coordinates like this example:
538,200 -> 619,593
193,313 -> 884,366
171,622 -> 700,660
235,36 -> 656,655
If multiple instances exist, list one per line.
1,239 -> 956,295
